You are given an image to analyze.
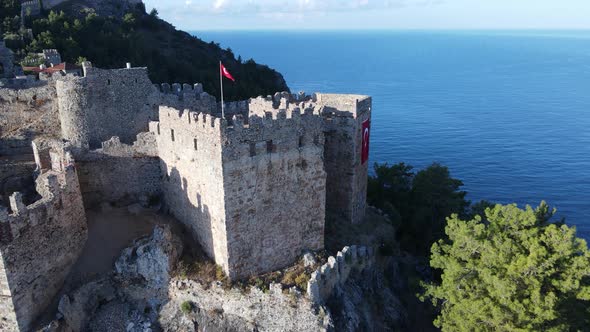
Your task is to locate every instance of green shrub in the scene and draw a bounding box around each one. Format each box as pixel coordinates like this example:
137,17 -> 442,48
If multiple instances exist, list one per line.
180,301 -> 193,314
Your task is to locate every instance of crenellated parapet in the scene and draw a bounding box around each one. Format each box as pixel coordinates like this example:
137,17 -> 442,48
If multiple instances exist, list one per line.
248,91 -> 319,118
0,140 -> 87,331
56,63 -> 223,150
223,105 -> 324,162
306,246 -> 375,305
1,140 -> 79,243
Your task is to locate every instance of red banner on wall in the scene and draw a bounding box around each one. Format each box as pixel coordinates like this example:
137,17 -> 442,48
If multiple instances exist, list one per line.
361,119 -> 370,165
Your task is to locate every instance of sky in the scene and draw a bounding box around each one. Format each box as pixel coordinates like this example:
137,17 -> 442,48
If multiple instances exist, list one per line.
142,0 -> 590,31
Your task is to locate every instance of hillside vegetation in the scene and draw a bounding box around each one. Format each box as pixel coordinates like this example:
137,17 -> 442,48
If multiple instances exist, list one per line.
1,0 -> 289,100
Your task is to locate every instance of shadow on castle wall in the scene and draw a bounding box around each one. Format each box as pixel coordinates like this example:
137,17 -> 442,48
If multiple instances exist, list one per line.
162,163 -> 218,270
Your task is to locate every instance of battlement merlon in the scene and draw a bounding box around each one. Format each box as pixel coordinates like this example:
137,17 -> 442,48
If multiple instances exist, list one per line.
2,139 -> 81,241
247,92 -> 371,119
315,93 -> 372,118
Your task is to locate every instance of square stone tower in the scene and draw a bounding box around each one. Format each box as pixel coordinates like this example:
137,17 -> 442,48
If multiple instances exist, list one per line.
249,92 -> 372,225
317,94 -> 372,225
151,106 -> 326,279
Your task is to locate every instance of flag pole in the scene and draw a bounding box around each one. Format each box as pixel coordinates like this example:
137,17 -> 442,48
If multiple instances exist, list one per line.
219,61 -> 225,119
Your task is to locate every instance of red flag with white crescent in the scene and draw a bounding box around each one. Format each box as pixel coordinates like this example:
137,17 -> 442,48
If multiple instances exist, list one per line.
361,119 -> 370,164
220,63 -> 235,82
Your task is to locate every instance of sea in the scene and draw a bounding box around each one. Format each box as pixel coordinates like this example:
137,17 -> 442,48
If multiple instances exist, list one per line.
194,30 -> 590,240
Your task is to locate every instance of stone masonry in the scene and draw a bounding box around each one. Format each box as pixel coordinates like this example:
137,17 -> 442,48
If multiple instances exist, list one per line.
0,62 -> 372,327
152,106 -> 327,279
56,63 -> 216,150
248,93 -> 372,224
0,140 -> 87,331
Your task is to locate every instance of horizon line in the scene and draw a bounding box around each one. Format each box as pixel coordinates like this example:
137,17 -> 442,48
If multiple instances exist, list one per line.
186,27 -> 590,32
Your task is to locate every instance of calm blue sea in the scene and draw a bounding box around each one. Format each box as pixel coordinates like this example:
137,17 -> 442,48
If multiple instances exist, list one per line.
195,30 -> 590,239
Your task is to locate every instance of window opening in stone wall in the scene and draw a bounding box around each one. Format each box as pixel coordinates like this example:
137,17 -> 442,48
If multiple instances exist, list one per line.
249,143 -> 256,157
157,123 -> 160,135
171,129 -> 175,142
107,79 -> 111,85
194,138 -> 198,151
0,63 -> 4,76
135,78 -> 138,83
266,140 -> 273,153
299,136 -> 304,148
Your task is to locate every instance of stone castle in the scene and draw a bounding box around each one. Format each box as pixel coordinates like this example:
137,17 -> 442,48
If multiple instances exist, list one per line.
0,60 -> 371,330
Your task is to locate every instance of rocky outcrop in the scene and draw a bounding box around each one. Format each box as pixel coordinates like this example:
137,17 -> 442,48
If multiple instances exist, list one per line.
326,258 -> 406,331
57,277 -> 117,332
159,281 -> 329,332
51,224 -> 182,332
115,224 -> 183,291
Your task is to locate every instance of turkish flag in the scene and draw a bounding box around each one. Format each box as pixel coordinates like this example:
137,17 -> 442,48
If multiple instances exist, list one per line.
361,119 -> 370,165
220,63 -> 235,82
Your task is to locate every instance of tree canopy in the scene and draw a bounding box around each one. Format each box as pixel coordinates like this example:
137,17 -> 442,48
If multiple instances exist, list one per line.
422,202 -> 590,331
367,162 -> 470,255
0,0 -> 288,100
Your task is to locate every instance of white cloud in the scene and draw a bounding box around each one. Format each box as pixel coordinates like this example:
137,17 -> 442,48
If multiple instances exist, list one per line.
213,0 -> 227,10
197,0 -> 425,14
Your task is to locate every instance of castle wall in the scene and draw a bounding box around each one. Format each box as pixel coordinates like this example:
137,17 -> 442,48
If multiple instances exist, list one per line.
150,107 -> 230,272
75,134 -> 161,208
56,66 -> 218,150
222,110 -> 326,279
0,143 -> 87,331
306,245 -> 374,305
56,67 -> 159,149
0,156 -> 36,209
0,82 -> 59,155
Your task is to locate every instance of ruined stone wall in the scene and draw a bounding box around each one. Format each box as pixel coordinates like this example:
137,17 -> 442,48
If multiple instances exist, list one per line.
0,156 -> 36,209
222,110 -> 326,279
0,81 -> 59,155
306,245 -> 374,305
75,133 -> 161,208
150,107 -> 230,273
0,143 -> 87,331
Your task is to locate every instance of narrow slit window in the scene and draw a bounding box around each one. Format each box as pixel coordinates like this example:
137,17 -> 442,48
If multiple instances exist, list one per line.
193,138 -> 198,150
299,136 -> 304,148
249,143 -> 256,157
107,79 -> 111,85
266,140 -> 273,153
171,129 -> 175,142
157,123 -> 160,135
